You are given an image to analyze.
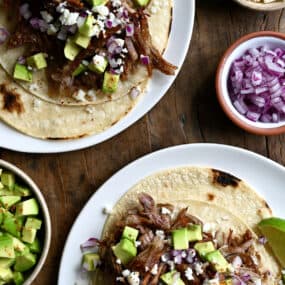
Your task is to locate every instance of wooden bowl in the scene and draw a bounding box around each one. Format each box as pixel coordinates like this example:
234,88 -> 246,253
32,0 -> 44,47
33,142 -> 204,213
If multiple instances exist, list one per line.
216,31 -> 285,135
234,0 -> 285,11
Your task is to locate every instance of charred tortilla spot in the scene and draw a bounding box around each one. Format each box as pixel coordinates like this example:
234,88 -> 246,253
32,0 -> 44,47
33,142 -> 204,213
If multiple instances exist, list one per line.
0,84 -> 24,114
207,193 -> 215,201
212,169 -> 240,187
46,134 -> 87,140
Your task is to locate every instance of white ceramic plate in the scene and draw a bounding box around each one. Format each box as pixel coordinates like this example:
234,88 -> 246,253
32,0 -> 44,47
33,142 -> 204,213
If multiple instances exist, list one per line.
0,0 -> 195,154
58,143 -> 285,285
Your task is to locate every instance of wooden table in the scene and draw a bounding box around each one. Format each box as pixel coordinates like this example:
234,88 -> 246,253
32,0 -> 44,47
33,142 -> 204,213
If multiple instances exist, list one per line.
1,1 -> 285,284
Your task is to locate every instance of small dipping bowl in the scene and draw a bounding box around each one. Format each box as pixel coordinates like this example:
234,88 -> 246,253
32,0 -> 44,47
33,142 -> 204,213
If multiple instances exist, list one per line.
0,160 -> 51,284
216,31 -> 285,135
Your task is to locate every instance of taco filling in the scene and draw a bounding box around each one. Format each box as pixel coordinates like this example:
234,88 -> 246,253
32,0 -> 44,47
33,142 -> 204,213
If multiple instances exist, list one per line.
80,193 -> 276,284
1,0 -> 176,101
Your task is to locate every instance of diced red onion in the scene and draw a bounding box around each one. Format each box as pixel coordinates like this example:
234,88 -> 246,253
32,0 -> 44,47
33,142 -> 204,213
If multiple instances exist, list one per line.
30,18 -> 48,32
0,27 -> 9,45
140,55 -> 150,65
17,56 -> 26,65
105,19 -> 113,29
258,236 -> 267,245
126,23 -> 134,37
228,46 -> 285,123
80,238 -> 99,251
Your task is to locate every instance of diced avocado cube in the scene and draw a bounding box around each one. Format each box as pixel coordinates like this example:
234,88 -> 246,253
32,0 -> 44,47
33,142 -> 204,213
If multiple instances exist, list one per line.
25,218 -> 42,230
160,271 -> 185,285
72,63 -> 87,77
1,213 -> 24,238
0,258 -> 14,269
102,72 -> 120,93
22,227 -> 37,244
88,55 -> 108,74
82,253 -> 100,271
133,0 -> 150,7
8,235 -> 26,253
187,224 -> 202,242
89,0 -> 108,6
64,40 -> 81,61
15,198 -> 39,216
13,272 -> 24,285
0,196 -> 21,209
14,184 -> 31,197
1,172 -> 15,190
79,15 -> 95,37
194,241 -> 215,258
112,238 -> 137,265
205,250 -> 230,272
220,279 -> 233,285
28,238 -> 41,254
13,64 -> 33,82
121,226 -> 139,242
74,33 -> 91,49
0,235 -> 15,259
0,189 -> 13,196
0,268 -> 13,282
172,228 -> 189,250
26,53 -> 47,70
14,252 -> 36,272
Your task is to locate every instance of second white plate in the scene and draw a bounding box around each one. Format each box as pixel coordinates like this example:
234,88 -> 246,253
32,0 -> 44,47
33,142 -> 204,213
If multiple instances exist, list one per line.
58,143 -> 285,285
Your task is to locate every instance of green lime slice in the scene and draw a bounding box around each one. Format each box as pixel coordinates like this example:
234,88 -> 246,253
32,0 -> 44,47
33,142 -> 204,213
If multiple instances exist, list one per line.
258,217 -> 285,267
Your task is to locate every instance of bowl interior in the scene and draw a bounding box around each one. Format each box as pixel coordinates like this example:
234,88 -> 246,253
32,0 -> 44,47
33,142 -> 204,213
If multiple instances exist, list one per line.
221,36 -> 285,129
0,160 -> 51,284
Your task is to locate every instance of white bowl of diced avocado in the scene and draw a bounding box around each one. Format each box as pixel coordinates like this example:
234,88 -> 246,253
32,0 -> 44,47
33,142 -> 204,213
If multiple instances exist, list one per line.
0,160 -> 51,285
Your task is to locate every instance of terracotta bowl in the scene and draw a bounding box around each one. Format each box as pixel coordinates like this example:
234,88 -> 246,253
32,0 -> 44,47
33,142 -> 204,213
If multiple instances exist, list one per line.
216,31 -> 285,135
0,160 -> 51,285
234,0 -> 285,11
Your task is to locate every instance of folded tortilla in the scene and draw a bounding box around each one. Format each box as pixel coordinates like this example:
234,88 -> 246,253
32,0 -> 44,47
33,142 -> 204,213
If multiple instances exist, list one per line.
0,0 -> 172,106
99,167 -> 280,284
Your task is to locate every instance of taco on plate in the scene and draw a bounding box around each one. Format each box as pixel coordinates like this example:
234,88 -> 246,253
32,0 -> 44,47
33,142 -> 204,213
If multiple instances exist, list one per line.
0,0 -> 175,138
79,167 -> 282,284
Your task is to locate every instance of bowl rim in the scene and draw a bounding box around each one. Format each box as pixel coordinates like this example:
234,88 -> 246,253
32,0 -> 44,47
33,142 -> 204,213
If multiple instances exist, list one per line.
0,159 -> 51,285
216,31 -> 285,135
233,0 -> 285,11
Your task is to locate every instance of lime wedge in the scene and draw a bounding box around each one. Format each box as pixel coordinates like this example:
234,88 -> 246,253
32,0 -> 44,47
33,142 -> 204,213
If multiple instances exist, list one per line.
258,217 -> 285,267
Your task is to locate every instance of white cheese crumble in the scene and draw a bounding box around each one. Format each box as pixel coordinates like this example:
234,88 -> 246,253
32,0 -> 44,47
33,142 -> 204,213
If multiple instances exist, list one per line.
92,55 -> 106,68
93,5 -> 110,16
251,255 -> 259,266
127,272 -> 140,285
59,9 -> 79,26
150,264 -> 158,275
161,253 -> 170,262
135,241 -> 141,247
122,269 -> 131,277
203,279 -> 219,285
181,251 -> 187,258
111,0 -> 122,7
194,262 -> 203,275
116,277 -> 124,282
116,258 -> 121,264
253,279 -> 262,285
73,89 -> 87,102
155,230 -> 165,240
161,207 -> 172,215
185,267 -> 194,281
203,222 -> 217,236
40,11 -> 54,23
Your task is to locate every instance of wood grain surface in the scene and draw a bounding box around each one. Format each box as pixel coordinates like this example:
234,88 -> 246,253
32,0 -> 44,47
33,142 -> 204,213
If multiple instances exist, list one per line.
1,1 -> 285,284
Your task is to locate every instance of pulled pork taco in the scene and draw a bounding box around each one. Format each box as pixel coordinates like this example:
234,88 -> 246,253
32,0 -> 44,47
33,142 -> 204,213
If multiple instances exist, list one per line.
0,0 -> 175,138
0,0 -> 175,105
79,167 -> 282,284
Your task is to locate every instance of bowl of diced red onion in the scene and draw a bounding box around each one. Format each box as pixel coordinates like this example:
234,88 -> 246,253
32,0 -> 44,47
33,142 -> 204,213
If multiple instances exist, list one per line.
216,31 -> 285,135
